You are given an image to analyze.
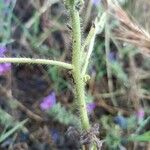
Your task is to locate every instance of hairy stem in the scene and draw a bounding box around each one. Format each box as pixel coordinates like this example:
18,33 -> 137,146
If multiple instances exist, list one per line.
69,2 -> 90,130
0,58 -> 73,69
81,12 -> 107,76
81,26 -> 96,76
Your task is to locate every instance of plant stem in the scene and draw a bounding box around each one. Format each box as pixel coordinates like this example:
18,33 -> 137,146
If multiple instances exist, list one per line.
81,25 -> 96,55
69,2 -> 90,130
81,12 -> 107,76
81,26 -> 96,76
0,58 -> 73,69
105,13 -> 117,107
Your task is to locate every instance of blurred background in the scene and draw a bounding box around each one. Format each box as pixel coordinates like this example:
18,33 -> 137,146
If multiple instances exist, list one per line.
0,0 -> 149,149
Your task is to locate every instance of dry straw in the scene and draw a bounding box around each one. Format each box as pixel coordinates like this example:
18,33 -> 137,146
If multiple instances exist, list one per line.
105,0 -> 150,57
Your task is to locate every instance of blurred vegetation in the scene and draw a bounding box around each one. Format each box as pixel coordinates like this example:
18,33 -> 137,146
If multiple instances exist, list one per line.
0,0 -> 149,149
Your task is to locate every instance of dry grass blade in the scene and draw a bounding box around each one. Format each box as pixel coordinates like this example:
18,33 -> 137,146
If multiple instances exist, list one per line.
106,0 -> 150,56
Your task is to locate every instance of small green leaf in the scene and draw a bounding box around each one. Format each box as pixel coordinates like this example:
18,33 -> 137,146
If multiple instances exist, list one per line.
0,119 -> 28,143
128,131 -> 150,142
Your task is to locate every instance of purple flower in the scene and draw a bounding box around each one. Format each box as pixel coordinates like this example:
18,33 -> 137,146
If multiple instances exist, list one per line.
50,129 -> 60,143
4,0 -> 11,5
114,115 -> 127,129
87,102 -> 96,114
0,45 -> 7,57
136,108 -> 145,124
92,0 -> 101,6
40,92 -> 56,111
4,0 -> 10,2
0,45 -> 11,75
108,51 -> 117,62
0,63 -> 11,74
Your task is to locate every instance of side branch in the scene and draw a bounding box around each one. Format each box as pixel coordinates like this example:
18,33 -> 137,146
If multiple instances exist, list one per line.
0,58 -> 73,69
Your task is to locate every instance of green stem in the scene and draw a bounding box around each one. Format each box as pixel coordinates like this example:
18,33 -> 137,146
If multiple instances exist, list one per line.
69,3 -> 90,130
81,12 -> 107,76
81,25 -> 96,55
81,26 -> 96,76
0,58 -> 73,69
